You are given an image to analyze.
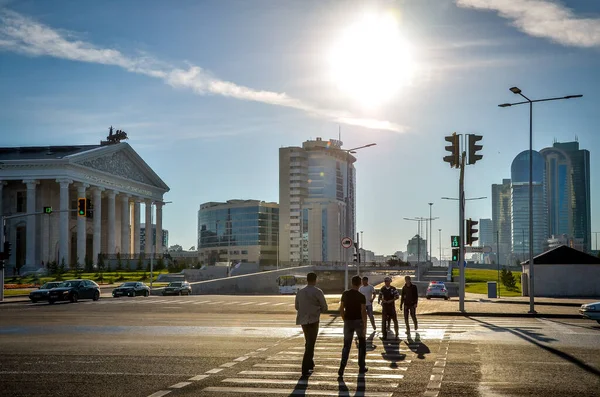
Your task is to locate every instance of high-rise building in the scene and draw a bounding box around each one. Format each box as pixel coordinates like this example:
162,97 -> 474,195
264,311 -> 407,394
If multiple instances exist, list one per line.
279,138 -> 355,263
542,141 -> 591,252
492,178 -> 512,265
406,235 -> 427,262
197,200 -> 279,265
140,224 -> 169,254
511,150 -> 548,258
478,218 -> 493,247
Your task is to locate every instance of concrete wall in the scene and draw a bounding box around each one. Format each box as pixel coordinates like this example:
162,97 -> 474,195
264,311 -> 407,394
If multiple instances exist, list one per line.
190,265 -> 314,295
183,267 -> 229,282
522,263 -> 600,297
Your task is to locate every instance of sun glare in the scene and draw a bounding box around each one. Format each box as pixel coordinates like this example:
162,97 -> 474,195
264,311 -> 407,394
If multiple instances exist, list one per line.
328,12 -> 415,107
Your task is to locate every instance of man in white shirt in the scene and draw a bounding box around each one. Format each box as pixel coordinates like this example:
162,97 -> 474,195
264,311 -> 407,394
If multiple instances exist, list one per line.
358,276 -> 377,331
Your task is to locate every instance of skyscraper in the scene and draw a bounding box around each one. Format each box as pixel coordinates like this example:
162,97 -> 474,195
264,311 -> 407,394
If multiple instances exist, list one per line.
279,138 -> 355,263
511,150 -> 548,258
492,179 -> 512,265
478,218 -> 493,247
543,141 -> 591,252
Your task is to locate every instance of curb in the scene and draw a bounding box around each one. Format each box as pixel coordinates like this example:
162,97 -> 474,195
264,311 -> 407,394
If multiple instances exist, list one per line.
0,298 -> 30,304
421,311 -> 582,319
486,300 -> 586,308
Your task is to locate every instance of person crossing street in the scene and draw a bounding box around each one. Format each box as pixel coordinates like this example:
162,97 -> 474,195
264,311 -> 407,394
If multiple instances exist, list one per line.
400,275 -> 419,335
359,276 -> 377,331
338,275 -> 368,377
378,276 -> 399,339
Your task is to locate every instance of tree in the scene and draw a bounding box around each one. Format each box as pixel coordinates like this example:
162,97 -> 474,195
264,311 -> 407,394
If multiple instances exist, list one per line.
156,257 -> 165,271
49,260 -> 58,275
57,258 -> 66,280
97,255 -> 106,283
126,258 -> 131,271
189,246 -> 195,251
501,267 -> 517,290
136,255 -> 143,271
84,256 -> 94,273
116,252 -> 123,271
168,244 -> 183,252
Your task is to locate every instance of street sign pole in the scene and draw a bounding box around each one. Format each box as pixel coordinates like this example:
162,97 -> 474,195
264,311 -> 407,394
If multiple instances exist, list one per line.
341,237 -> 353,290
459,148 -> 466,312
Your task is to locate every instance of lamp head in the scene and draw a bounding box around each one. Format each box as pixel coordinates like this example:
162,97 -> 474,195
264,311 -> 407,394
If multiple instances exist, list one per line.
498,103 -> 512,108
564,95 -> 583,99
509,87 -> 522,94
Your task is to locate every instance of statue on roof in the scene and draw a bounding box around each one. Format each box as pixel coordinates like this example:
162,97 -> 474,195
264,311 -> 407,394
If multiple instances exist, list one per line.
105,126 -> 129,144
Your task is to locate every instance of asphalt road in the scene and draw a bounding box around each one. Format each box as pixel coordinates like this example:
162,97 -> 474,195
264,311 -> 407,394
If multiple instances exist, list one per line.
0,294 -> 599,396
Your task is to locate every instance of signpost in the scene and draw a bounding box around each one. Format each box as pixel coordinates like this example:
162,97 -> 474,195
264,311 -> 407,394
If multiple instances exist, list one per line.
465,246 -> 493,253
341,237 -> 352,289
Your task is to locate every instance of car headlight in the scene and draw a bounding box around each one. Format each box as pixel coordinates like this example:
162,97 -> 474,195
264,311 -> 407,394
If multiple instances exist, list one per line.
587,305 -> 596,311
63,291 -> 69,294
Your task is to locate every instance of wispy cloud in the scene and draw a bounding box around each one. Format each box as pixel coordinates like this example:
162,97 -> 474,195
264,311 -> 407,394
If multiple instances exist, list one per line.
456,0 -> 600,47
0,9 -> 406,133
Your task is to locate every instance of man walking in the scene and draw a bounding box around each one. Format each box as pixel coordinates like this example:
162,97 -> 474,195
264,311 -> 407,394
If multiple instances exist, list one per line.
359,276 -> 377,331
295,272 -> 328,376
400,275 -> 419,335
338,275 -> 368,377
378,276 -> 399,339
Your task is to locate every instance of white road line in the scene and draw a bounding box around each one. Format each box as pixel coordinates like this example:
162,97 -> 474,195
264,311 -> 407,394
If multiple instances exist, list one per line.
169,382 -> 191,388
147,391 -> 171,397
273,302 -> 287,306
256,348 -> 268,351
253,364 -> 408,371
256,302 -> 269,306
240,302 -> 254,306
266,357 -> 411,364
220,362 -> 238,368
0,371 -> 190,376
207,301 -> 224,305
222,378 -> 399,388
194,300 -> 211,304
188,374 -> 209,381
537,318 -> 576,334
203,386 -> 393,396
234,356 -> 249,362
206,368 -> 224,374
238,370 -> 404,379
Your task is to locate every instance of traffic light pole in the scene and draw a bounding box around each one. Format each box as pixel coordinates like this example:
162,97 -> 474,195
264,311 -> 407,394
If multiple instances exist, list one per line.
459,151 -> 466,312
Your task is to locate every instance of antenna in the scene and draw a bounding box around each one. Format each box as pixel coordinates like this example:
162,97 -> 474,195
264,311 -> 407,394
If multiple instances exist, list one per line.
338,125 -> 341,142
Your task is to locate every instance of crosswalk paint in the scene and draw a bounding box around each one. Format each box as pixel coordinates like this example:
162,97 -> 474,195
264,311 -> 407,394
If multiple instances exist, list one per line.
238,371 -> 404,379
253,364 -> 408,372
222,378 -> 399,388
202,386 -> 392,396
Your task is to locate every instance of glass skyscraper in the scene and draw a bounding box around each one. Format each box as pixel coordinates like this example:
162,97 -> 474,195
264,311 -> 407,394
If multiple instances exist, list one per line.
511,150 -> 548,258
492,179 -> 512,265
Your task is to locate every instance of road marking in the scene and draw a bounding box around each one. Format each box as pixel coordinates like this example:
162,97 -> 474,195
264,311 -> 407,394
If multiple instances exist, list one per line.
537,318 -> 576,334
222,377 -> 399,388
206,368 -> 224,374
0,370 -> 191,376
253,363 -> 408,371
147,391 -> 171,397
220,362 -> 238,368
195,300 -> 211,304
240,302 -> 254,306
266,357 -> 411,364
169,382 -> 191,388
273,302 -> 287,306
188,374 -> 209,381
234,356 -> 249,362
256,347 -> 268,351
238,370 -> 404,379
256,302 -> 269,306
207,301 -> 223,305
203,386 -> 393,396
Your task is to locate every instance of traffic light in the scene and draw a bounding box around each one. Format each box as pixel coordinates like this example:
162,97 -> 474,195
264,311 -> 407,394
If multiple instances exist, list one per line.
4,241 -> 11,257
466,218 -> 479,246
43,206 -> 53,214
77,198 -> 87,217
467,134 -> 483,165
451,235 -> 460,248
353,253 -> 358,262
443,132 -> 460,168
451,248 -> 459,262
86,199 -> 93,218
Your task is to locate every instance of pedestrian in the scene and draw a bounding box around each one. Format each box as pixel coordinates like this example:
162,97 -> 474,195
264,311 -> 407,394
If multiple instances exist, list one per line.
338,275 -> 368,377
400,275 -> 419,335
359,276 -> 377,331
378,276 -> 399,339
295,272 -> 328,377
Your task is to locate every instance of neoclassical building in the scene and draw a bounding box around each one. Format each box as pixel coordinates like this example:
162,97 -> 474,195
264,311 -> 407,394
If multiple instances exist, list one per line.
0,139 -> 169,271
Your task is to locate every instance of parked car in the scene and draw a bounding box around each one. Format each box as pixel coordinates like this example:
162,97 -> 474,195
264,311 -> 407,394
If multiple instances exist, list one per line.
162,281 -> 192,296
579,302 -> 600,324
48,279 -> 101,304
426,281 -> 449,300
29,281 -> 62,303
112,282 -> 150,298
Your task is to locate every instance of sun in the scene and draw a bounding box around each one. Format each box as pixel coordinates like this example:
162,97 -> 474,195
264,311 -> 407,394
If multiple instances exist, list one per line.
328,12 -> 415,107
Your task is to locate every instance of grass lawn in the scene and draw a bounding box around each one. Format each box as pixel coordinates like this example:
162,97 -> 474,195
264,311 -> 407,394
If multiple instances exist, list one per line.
5,270 -> 170,287
453,268 -> 522,297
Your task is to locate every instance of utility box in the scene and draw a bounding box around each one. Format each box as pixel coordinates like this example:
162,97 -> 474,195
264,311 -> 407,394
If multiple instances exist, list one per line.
487,281 -> 497,299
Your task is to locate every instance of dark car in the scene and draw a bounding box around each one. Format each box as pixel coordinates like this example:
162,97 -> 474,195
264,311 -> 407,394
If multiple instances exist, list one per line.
48,279 -> 101,304
162,281 -> 192,296
112,282 -> 150,298
29,281 -> 62,303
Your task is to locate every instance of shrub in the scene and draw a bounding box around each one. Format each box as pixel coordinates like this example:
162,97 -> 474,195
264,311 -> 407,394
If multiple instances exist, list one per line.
84,256 -> 94,273
136,256 -> 143,271
116,253 -> 123,271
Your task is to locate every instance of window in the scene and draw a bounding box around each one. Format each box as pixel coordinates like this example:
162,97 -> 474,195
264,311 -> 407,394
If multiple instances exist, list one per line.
16,191 -> 26,213
241,250 -> 248,255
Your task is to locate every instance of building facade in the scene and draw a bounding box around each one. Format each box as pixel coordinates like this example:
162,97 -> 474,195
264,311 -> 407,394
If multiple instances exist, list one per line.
279,138 -> 355,264
547,234 -> 585,252
0,141 -> 169,271
478,218 -> 493,247
140,224 -> 169,253
197,200 -> 279,266
511,150 -> 548,258
406,235 -> 427,262
492,178 -> 512,266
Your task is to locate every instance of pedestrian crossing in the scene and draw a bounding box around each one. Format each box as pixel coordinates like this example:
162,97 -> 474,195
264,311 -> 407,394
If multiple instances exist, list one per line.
80,298 -> 299,308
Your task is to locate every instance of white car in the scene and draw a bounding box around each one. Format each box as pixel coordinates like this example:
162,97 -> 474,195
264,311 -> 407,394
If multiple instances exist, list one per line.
579,302 -> 600,324
426,281 -> 449,300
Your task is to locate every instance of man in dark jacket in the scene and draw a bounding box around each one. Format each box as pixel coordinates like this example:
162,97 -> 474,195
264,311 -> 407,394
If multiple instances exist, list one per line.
378,276 -> 399,339
338,275 -> 368,377
400,275 -> 419,335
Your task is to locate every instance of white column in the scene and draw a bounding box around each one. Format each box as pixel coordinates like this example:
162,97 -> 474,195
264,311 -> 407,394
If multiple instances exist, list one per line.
107,190 -> 116,254
92,187 -> 104,265
120,194 -> 130,254
133,199 -> 141,254
56,179 -> 72,266
41,185 -> 49,264
76,183 -> 89,265
156,202 -> 163,254
145,200 -> 152,256
24,180 -> 39,267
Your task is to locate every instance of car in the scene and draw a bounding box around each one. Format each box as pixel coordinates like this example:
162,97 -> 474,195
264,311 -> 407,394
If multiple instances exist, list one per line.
48,279 -> 101,304
162,281 -> 192,296
29,281 -> 62,303
426,281 -> 449,300
112,282 -> 150,298
579,301 -> 600,324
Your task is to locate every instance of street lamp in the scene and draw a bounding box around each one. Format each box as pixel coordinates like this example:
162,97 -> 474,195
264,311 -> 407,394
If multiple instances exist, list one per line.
499,87 -> 582,314
403,217 -> 427,264
428,203 -> 433,262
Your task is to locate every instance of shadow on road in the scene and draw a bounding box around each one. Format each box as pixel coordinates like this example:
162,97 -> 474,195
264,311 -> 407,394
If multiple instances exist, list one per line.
469,317 -> 600,378
405,332 -> 431,359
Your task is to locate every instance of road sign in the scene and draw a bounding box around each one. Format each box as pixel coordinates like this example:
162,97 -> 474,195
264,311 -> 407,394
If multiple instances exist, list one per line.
451,235 -> 460,247
341,237 -> 353,249
465,246 -> 492,253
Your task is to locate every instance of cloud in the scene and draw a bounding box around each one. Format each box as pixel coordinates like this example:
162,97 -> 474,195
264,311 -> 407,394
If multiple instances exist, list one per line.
0,9 -> 406,133
456,0 -> 600,47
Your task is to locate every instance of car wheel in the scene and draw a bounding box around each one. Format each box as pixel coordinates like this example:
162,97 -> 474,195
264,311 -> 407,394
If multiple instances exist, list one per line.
129,291 -> 135,297
31,299 -> 38,304
48,299 -> 55,305
444,297 -> 449,300
70,293 -> 78,303
93,291 -> 100,301
597,320 -> 600,325
144,291 -> 149,297
426,297 -> 431,300
178,291 -> 182,296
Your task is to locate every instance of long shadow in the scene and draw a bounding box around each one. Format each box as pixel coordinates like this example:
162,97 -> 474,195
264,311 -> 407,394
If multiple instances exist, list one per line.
405,332 -> 431,359
543,317 -> 600,331
380,332 -> 407,368
355,373 -> 366,397
289,374 -> 309,397
469,317 -> 600,378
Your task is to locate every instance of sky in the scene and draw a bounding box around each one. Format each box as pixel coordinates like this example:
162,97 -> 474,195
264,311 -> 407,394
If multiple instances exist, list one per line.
1,0 -> 599,257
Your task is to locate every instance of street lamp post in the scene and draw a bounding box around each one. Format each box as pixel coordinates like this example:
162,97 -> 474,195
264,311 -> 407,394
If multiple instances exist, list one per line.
499,87 -> 582,314
428,203 -> 433,262
149,200 -> 172,290
438,229 -> 442,266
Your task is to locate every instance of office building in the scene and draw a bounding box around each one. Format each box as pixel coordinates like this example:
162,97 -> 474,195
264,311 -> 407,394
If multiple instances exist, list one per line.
279,138 -> 355,263
492,179 -> 512,265
541,141 -> 591,252
478,218 -> 493,247
406,235 -> 427,263
511,150 -> 548,258
197,200 -> 279,266
547,234 -> 585,252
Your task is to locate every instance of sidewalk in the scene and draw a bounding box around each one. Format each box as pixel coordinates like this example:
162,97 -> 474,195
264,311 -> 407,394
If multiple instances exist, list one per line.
417,293 -> 596,319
